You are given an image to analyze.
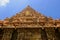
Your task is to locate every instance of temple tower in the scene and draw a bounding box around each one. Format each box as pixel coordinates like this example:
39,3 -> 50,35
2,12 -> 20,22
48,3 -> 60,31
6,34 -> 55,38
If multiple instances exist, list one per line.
0,6 -> 60,40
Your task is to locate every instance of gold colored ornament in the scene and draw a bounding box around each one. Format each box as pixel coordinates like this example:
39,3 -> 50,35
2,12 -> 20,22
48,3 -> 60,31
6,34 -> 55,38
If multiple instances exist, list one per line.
26,11 -> 30,15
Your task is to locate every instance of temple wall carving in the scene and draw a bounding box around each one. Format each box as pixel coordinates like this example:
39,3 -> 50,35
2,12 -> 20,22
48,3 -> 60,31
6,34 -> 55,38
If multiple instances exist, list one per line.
0,28 -> 60,40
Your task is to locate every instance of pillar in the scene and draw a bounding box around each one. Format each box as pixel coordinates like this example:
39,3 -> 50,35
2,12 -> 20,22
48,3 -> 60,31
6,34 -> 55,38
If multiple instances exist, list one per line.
0,28 -> 3,40
11,29 -> 18,40
2,28 -> 13,40
45,28 -> 55,40
41,28 -> 48,40
55,28 -> 60,40
16,28 -> 25,40
30,28 -> 42,40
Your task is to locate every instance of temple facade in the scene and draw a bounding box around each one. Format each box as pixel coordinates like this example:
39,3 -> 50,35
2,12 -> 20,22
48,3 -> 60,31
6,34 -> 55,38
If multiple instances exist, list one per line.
0,6 -> 60,40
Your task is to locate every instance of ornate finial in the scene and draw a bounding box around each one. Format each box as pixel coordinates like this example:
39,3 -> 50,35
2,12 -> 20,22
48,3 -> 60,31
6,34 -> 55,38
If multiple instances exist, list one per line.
27,5 -> 31,8
25,5 -> 32,10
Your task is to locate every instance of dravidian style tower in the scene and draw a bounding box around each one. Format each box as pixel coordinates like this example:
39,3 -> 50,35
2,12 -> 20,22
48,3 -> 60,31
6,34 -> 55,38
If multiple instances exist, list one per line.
0,6 -> 60,40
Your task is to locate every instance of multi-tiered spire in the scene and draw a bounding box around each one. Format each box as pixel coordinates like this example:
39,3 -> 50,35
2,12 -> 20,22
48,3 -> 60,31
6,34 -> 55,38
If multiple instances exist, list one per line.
0,5 -> 60,28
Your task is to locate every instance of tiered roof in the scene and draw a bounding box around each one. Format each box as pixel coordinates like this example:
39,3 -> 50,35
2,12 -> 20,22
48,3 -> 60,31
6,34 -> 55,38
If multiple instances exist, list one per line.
0,6 -> 60,28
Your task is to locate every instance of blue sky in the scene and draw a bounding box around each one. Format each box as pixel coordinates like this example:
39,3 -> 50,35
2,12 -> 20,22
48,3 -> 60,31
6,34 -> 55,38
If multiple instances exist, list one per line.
0,0 -> 60,20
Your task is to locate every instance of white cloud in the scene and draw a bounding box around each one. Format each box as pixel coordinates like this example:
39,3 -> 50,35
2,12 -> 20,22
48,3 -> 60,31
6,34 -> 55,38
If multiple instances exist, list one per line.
0,0 -> 10,7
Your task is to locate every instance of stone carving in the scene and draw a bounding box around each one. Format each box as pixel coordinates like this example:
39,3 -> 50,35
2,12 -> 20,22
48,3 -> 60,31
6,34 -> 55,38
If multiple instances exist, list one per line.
0,5 -> 60,28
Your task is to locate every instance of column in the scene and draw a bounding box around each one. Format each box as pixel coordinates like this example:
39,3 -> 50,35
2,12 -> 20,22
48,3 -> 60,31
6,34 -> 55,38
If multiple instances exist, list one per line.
30,28 -> 42,40
41,28 -> 48,40
2,28 -> 13,40
45,28 -> 55,40
16,28 -> 25,40
55,28 -> 60,40
0,29 -> 3,40
11,29 -> 18,40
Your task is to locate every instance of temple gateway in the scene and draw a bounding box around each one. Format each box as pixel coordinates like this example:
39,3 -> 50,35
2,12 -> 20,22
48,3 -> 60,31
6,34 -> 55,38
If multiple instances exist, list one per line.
0,6 -> 60,40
